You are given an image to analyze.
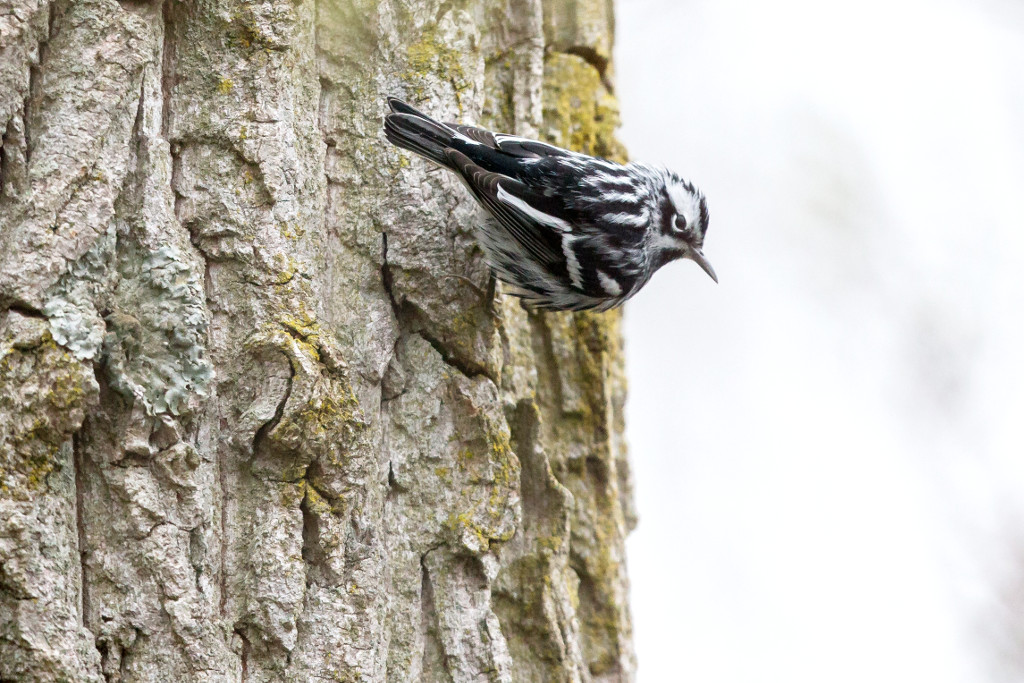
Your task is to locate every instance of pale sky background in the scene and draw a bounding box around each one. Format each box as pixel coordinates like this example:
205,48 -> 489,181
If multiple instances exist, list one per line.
615,1 -> 1024,681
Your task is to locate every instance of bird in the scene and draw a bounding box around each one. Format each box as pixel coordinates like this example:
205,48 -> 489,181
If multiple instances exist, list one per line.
383,97 -> 715,312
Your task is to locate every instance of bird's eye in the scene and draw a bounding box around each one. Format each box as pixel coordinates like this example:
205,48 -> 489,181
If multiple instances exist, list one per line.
674,215 -> 688,232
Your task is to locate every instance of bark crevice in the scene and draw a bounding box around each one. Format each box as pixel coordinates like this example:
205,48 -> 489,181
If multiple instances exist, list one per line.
159,0 -> 175,143
72,432 -> 91,633
251,354 -> 295,464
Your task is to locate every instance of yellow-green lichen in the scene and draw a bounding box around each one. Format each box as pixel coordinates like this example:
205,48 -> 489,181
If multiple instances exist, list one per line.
0,330 -> 96,499
302,482 -> 334,517
284,393 -> 358,441
278,221 -> 306,240
402,26 -> 471,114
444,410 -> 520,553
542,53 -> 627,162
245,314 -> 364,477
434,466 -> 453,485
223,7 -> 288,55
455,448 -> 475,466
572,310 -> 618,426
446,510 -> 494,552
277,307 -> 322,362
270,254 -> 301,286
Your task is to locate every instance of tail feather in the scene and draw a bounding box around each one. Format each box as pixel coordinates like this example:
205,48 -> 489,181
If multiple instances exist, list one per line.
385,115 -> 448,167
384,98 -> 457,169
387,97 -> 431,118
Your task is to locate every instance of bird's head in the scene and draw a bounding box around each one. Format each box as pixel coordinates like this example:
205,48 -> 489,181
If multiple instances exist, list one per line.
658,175 -> 716,282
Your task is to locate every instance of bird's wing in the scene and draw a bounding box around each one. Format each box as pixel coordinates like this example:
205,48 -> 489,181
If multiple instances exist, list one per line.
442,122 -> 572,159
446,123 -> 499,149
445,148 -> 649,299
493,134 -> 572,159
443,148 -> 573,267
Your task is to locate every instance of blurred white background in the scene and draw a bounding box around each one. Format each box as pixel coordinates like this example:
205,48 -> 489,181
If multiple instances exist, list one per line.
615,1 -> 1024,681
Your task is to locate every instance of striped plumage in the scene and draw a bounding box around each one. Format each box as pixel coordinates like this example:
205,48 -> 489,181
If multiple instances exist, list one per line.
383,97 -> 715,312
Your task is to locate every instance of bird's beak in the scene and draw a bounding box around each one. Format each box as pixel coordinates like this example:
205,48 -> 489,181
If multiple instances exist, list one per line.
689,249 -> 718,283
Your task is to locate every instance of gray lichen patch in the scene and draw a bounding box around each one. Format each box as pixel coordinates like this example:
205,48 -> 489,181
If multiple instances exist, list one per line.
43,292 -> 109,362
40,174 -> 213,420
103,242 -> 213,417
34,217 -> 118,365
34,228 -> 111,353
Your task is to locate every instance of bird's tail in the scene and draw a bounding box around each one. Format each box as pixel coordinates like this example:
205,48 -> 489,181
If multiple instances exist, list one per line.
384,98 -> 456,169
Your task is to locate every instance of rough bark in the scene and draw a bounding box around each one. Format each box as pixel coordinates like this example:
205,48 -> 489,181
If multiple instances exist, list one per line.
0,0 -> 634,680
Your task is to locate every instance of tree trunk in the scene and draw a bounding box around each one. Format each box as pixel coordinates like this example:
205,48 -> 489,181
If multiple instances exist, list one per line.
0,0 -> 635,680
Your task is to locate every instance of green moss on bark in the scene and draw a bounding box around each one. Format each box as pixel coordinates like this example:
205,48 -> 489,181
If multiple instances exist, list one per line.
542,52 -> 627,163
0,320 -> 97,499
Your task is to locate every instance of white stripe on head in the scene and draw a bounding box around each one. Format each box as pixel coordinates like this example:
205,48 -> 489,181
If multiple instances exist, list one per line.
496,185 -> 572,233
666,181 -> 701,228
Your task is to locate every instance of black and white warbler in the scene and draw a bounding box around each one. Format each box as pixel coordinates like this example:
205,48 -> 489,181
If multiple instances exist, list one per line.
384,97 -> 716,312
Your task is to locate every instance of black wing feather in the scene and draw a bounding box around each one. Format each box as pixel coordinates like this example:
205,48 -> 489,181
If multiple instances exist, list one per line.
494,136 -> 571,159
442,125 -> 571,160
443,149 -> 564,268
447,123 -> 499,148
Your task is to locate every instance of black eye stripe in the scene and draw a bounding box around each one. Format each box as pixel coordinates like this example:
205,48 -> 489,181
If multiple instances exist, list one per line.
658,194 -> 676,234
